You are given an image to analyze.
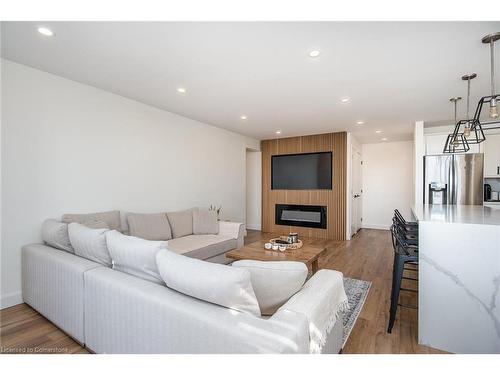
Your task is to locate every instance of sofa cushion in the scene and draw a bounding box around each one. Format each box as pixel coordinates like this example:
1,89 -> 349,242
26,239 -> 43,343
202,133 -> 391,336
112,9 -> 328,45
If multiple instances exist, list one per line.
193,208 -> 218,235
62,210 -> 121,231
68,223 -> 112,266
156,250 -> 261,317
105,230 -> 166,284
232,260 -> 308,315
166,209 -> 194,238
126,212 -> 172,241
41,219 -> 74,253
80,220 -> 110,229
166,234 -> 236,260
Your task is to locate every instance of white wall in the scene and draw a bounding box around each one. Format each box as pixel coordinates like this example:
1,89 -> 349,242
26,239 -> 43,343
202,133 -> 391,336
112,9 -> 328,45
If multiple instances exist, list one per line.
245,150 -> 262,230
362,141 -> 414,230
0,60 -> 259,308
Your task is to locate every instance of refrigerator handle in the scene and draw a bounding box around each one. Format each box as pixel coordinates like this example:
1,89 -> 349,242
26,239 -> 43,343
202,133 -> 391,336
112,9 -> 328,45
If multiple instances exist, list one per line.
453,156 -> 458,204
449,156 -> 455,204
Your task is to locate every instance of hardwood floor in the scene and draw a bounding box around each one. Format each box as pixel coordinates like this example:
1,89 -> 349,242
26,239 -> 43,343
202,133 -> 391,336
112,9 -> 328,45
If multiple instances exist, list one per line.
0,303 -> 88,354
0,228 -> 443,354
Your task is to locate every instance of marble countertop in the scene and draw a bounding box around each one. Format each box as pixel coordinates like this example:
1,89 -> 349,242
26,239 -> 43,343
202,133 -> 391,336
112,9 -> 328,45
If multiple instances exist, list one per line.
412,204 -> 500,226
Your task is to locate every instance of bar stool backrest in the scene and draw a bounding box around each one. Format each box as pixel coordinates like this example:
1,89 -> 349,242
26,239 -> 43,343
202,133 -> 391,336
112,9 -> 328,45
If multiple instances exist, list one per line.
391,210 -> 419,255
394,209 -> 418,231
390,223 -> 412,256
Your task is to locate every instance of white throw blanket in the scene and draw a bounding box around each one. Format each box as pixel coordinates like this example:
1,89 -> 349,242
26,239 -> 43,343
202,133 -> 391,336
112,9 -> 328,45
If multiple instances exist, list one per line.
277,269 -> 349,353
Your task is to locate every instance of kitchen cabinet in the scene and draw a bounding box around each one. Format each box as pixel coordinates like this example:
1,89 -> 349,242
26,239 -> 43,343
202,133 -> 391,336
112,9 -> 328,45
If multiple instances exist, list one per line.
483,134 -> 500,177
425,133 -> 481,155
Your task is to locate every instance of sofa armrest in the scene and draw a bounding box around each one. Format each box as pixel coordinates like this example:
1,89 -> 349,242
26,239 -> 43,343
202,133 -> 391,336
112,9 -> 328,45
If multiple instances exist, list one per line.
276,269 -> 347,353
268,309 -> 310,353
218,221 -> 245,248
22,244 -> 104,344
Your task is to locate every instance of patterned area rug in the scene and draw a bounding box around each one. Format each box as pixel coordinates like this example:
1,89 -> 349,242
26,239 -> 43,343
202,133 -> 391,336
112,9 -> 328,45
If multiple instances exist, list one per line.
342,277 -> 372,348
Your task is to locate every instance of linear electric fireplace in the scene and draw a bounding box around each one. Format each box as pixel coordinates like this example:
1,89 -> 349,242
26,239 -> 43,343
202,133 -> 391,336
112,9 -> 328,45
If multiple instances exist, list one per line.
275,204 -> 327,229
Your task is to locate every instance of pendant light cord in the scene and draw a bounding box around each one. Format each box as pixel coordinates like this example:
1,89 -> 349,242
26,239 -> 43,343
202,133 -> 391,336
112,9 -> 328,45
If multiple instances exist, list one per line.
491,40 -> 496,96
467,77 -> 471,119
454,99 -> 457,124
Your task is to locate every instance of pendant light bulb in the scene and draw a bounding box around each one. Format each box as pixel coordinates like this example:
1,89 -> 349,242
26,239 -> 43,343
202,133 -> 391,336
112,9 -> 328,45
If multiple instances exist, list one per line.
485,34 -> 499,119
490,99 -> 499,119
464,125 -> 471,138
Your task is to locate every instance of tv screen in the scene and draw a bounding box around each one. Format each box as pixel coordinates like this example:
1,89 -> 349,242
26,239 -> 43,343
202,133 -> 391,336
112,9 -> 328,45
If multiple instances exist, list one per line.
271,152 -> 332,190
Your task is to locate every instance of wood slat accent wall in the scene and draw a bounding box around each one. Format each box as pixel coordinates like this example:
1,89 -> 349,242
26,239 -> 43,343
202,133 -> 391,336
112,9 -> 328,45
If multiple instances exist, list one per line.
261,132 -> 347,240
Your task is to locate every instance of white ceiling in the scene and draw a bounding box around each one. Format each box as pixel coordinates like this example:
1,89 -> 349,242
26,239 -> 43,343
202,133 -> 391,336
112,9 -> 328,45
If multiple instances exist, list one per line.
2,21 -> 500,143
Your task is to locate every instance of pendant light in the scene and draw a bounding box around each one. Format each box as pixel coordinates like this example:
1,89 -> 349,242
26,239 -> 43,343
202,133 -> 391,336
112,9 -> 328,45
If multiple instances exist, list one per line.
443,97 -> 470,153
448,74 -> 485,146
473,32 -> 500,129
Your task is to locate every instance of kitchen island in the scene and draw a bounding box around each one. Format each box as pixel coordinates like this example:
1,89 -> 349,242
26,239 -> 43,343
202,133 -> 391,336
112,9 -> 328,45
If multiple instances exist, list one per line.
412,204 -> 500,353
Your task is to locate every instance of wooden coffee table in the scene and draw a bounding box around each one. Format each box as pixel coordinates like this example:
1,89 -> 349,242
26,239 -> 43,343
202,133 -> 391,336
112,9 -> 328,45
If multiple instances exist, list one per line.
226,238 -> 327,274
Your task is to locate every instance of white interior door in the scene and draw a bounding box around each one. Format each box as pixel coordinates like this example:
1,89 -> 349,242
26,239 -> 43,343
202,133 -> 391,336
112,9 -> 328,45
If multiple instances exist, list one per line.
352,150 -> 363,236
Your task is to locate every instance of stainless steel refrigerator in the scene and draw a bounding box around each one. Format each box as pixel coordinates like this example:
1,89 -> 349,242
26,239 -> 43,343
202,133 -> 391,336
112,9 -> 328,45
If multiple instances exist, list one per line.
424,153 -> 484,205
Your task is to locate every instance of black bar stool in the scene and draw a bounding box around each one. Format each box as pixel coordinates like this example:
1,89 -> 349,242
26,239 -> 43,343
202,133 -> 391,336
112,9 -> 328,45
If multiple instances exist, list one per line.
387,210 -> 419,334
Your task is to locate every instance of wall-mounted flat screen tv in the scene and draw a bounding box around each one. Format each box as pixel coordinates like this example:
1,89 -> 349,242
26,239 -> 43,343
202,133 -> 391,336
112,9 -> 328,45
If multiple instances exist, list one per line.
271,152 -> 332,190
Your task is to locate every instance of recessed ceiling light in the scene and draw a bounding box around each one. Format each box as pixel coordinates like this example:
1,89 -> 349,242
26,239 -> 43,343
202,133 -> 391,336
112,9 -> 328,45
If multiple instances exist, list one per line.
356,121 -> 365,125
177,87 -> 187,94
308,50 -> 321,58
375,130 -> 382,133
37,27 -> 54,37
340,97 -> 351,103
240,115 -> 247,120
276,130 -> 282,135
381,138 -> 388,141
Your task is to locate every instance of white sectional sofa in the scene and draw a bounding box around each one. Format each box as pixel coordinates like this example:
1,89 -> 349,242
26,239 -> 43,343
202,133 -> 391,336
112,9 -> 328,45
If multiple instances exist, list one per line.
21,209 -> 346,354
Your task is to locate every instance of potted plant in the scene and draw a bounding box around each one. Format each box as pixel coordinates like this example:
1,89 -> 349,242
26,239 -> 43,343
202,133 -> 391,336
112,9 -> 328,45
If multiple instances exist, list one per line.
209,205 -> 222,221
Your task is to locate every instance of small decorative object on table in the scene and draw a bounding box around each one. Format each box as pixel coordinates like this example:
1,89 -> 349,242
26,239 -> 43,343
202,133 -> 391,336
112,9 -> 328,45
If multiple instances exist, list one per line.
288,232 -> 299,243
269,236 -> 303,250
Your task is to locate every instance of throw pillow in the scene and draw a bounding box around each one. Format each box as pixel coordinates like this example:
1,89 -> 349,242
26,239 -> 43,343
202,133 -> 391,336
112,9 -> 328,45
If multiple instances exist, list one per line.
62,210 -> 121,231
166,209 -> 194,238
192,208 -> 218,235
156,250 -> 261,316
106,230 -> 167,284
80,219 -> 110,229
126,212 -> 172,240
67,222 -> 112,266
41,219 -> 74,253
232,260 -> 308,315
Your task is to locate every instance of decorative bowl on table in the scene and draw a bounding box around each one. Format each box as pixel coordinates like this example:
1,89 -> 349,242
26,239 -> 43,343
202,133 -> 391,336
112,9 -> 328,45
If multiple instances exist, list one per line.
268,236 -> 303,250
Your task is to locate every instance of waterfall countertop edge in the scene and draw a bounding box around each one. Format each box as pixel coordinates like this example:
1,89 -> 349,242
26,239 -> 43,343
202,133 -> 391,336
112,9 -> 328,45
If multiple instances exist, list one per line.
411,204 -> 500,226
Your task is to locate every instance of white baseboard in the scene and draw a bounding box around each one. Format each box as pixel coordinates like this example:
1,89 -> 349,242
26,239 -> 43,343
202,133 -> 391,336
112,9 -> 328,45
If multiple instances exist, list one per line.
246,224 -> 261,231
0,291 -> 23,309
361,223 -> 390,231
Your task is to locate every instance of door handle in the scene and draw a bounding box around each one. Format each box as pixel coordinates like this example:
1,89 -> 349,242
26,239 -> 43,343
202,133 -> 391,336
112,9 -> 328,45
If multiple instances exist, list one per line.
354,194 -> 361,198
